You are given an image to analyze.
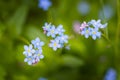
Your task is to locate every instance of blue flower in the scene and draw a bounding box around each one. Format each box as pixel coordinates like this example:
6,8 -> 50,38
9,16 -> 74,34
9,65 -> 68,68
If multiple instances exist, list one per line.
31,37 -> 44,49
43,23 -> 51,31
23,38 -> 44,65
88,19 -> 107,29
38,77 -> 48,80
24,56 -> 35,65
91,28 -> 101,40
56,25 -> 65,35
56,34 -> 68,44
47,25 -> 57,38
34,49 -> 44,61
81,27 -> 92,38
104,68 -> 117,80
38,0 -> 52,11
77,1 -> 90,15
23,44 -> 35,56
99,5 -> 114,20
49,39 -> 61,51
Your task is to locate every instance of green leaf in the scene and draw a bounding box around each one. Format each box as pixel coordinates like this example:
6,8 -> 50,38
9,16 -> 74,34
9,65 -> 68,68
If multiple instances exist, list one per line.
25,26 -> 48,43
62,55 -> 84,68
7,5 -> 28,36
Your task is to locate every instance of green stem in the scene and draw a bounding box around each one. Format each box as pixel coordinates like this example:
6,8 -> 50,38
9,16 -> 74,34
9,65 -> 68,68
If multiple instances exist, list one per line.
115,0 -> 120,57
18,36 -> 30,45
100,0 -> 109,39
102,34 -> 112,45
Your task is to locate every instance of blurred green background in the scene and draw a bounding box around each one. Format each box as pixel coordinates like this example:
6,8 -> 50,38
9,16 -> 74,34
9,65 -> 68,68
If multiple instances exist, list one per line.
0,0 -> 120,80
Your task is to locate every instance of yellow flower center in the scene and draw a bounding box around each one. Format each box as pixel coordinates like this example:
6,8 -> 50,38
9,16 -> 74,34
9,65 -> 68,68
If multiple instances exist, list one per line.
28,49 -> 31,53
37,54 -> 40,57
28,58 -> 32,60
51,30 -> 54,33
93,31 -> 96,34
54,43 -> 57,47
86,30 -> 89,34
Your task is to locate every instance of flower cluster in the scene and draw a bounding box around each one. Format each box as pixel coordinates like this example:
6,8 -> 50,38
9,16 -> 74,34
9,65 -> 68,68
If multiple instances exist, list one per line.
38,0 -> 52,11
43,23 -> 69,51
79,19 -> 108,40
23,37 -> 44,65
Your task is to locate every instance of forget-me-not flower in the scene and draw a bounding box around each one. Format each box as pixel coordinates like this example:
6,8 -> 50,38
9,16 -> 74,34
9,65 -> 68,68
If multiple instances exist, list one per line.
38,77 -> 48,80
43,23 -> 69,51
49,39 -> 61,51
23,44 -> 35,56
23,37 -> 44,65
31,37 -> 44,49
56,25 -> 65,35
56,34 -> 68,44
99,5 -> 114,20
47,25 -> 57,38
24,56 -> 35,65
104,68 -> 117,80
81,27 -> 92,38
91,28 -> 101,40
38,0 -> 52,11
88,19 -> 107,29
77,1 -> 90,15
43,23 -> 51,32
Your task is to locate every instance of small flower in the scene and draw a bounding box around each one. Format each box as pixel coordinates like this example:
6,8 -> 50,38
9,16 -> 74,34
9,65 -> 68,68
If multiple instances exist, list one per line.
47,25 -> 57,38
24,56 -> 35,65
77,1 -> 90,15
91,28 -> 101,40
104,68 -> 117,80
38,77 -> 48,80
31,37 -> 44,49
56,34 -> 68,44
23,38 -> 44,65
38,0 -> 52,11
34,49 -> 44,61
81,27 -> 92,38
80,21 -> 88,31
49,39 -> 61,51
56,25 -> 65,35
73,21 -> 81,34
43,23 -> 51,33
88,19 -> 107,29
23,45 -> 35,56
99,5 -> 114,20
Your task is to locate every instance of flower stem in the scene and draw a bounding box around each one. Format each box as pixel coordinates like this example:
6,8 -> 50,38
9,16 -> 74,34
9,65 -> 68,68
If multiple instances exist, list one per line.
18,36 -> 30,45
115,0 -> 120,57
100,0 -> 109,39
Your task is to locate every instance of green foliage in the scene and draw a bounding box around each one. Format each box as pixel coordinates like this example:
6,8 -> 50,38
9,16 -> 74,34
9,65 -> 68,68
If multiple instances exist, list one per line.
0,0 -> 119,80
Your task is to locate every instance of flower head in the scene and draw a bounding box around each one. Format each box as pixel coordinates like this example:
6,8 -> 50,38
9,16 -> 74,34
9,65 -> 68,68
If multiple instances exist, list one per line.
47,25 -> 57,38
73,21 -> 81,34
77,1 -> 90,15
80,21 -> 88,31
81,27 -> 92,38
104,68 -> 117,80
43,23 -> 69,51
43,23 -> 51,33
91,28 -> 101,40
24,56 -> 35,65
49,39 -> 61,51
38,0 -> 52,11
31,37 -> 44,49
38,77 -> 48,80
23,45 -> 35,56
56,25 -> 65,35
23,38 -> 44,65
88,19 -> 107,29
56,34 -> 68,44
